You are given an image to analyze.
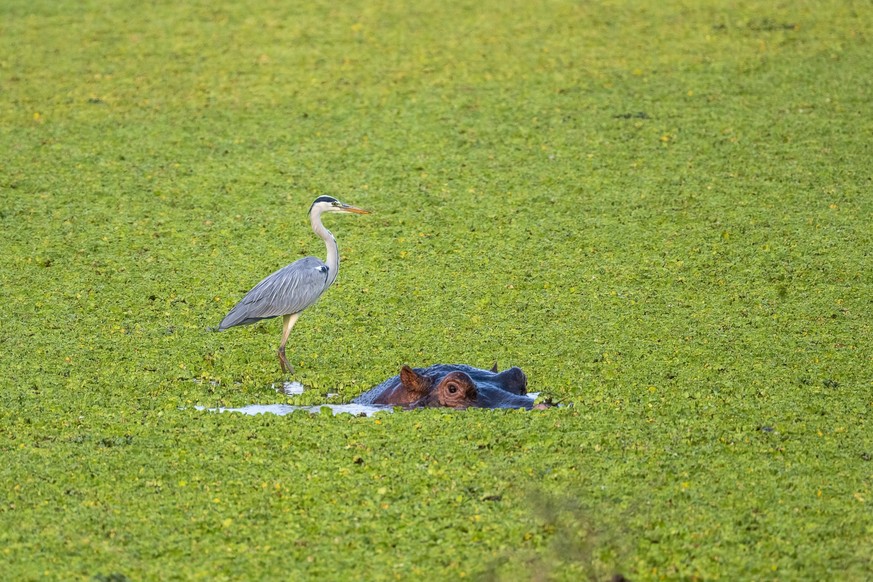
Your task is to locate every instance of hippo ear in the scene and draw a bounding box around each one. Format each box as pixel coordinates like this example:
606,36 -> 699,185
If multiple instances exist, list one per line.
494,367 -> 528,395
490,362 -> 498,373
399,365 -> 429,395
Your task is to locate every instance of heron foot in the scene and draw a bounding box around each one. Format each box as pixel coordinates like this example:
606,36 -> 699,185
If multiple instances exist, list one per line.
278,348 -> 294,374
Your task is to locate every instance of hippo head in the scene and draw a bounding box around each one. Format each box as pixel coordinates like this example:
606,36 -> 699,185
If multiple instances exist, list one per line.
353,363 -> 539,410
400,366 -> 478,409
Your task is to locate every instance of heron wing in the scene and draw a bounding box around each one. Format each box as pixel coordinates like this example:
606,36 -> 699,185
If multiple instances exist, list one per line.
219,256 -> 330,329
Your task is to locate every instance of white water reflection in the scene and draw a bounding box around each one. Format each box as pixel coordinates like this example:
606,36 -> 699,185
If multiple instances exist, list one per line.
273,381 -> 305,396
198,395 -> 541,417
196,403 -> 392,417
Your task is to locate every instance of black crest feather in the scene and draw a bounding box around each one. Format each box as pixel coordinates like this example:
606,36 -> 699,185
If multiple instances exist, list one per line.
309,195 -> 339,213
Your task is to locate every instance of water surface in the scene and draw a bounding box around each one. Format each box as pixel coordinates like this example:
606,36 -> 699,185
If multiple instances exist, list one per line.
197,403 -> 392,417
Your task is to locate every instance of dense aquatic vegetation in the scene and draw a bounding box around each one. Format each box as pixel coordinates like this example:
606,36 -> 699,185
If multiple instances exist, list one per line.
1,0 -> 871,579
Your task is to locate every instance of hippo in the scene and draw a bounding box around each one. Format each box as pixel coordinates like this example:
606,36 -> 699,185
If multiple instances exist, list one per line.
354,364 -> 541,410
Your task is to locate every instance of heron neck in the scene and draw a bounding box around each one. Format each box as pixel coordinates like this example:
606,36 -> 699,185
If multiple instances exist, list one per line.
312,211 -> 339,288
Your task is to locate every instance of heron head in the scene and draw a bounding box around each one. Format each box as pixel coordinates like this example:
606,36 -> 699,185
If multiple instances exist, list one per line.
309,195 -> 370,216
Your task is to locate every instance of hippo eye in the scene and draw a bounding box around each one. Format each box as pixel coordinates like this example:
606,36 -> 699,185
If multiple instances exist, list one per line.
447,383 -> 458,394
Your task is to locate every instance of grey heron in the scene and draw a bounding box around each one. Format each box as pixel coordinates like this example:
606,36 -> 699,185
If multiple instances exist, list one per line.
219,195 -> 370,373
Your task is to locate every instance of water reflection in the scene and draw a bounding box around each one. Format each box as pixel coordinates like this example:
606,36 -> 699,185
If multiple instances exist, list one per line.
196,403 -> 392,417
274,381 -> 305,396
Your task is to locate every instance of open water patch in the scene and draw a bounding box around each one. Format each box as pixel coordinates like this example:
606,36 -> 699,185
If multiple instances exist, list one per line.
197,391 -> 542,417
196,403 -> 392,417
274,381 -> 306,396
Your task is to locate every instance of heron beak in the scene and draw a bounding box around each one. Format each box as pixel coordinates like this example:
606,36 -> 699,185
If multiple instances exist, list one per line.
341,204 -> 370,215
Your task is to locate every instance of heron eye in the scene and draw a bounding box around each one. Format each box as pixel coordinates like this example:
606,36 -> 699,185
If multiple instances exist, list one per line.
332,201 -> 340,206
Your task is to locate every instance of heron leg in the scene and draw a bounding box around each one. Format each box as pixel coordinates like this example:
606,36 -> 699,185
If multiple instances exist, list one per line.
278,313 -> 301,374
